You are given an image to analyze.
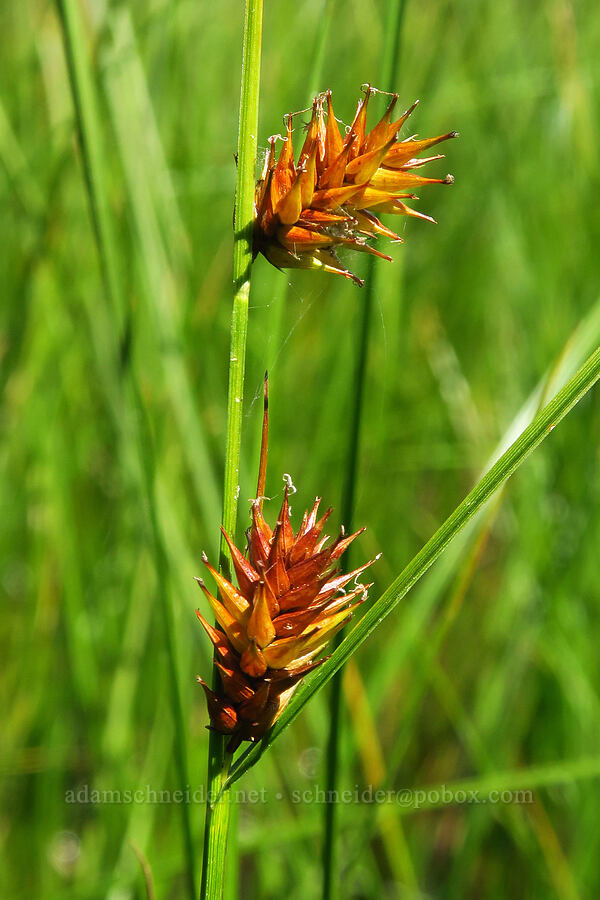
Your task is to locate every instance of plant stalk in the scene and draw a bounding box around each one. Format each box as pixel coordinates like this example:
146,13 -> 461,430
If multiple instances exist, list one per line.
322,3 -> 406,896
200,0 -> 263,896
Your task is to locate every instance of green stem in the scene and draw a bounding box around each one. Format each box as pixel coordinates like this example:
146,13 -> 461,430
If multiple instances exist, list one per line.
322,3 -> 406,896
226,341 -> 600,788
56,2 -> 197,897
200,0 -> 263,896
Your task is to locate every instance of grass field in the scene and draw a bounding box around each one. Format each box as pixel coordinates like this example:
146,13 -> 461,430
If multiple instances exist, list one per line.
3,0 -> 600,897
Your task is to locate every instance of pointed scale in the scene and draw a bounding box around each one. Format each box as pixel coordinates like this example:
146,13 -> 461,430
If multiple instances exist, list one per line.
246,580 -> 276,649
299,208 -> 352,227
248,503 -> 271,566
270,116 -> 296,210
362,93 -> 398,154
287,547 -> 334,590
319,558 -> 380,596
262,634 -> 312,670
277,169 -> 304,225
273,604 -> 326,639
277,486 -> 295,558
370,169 -> 454,191
330,527 -> 366,562
339,237 -> 392,263
214,661 -> 255,703
316,583 -> 372,618
264,657 -> 326,686
275,573 -> 331,613
197,679 -> 238,733
201,553 -> 250,621
351,209 -> 401,242
299,143 -> 318,208
350,186 -> 416,211
349,85 -> 372,157
310,184 -> 361,210
288,506 -> 333,566
319,131 -> 357,190
195,580 -> 248,654
298,98 -> 319,168
324,90 -> 345,168
240,641 -> 268,678
383,131 -> 458,169
385,99 -> 420,143
277,225 -> 338,252
195,611 -> 238,666
344,133 -> 398,186
315,94 -> 327,167
264,519 -> 291,598
298,601 -> 363,645
220,526 -> 259,597
302,496 -> 322,536
238,681 -> 270,723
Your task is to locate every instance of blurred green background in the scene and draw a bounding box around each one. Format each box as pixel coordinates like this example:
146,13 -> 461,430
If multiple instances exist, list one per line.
3,0 -> 600,897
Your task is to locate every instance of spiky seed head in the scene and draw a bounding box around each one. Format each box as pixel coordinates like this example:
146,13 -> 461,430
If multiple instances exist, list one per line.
254,85 -> 457,285
196,378 -> 378,751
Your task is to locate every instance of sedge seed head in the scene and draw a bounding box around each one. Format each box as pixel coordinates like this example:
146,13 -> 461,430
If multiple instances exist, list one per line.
253,85 -> 457,286
196,378 -> 378,751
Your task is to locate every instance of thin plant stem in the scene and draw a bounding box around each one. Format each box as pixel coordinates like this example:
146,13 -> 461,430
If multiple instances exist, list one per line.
55,2 -> 197,897
200,0 -> 263,896
225,339 -> 600,788
322,2 -> 407,896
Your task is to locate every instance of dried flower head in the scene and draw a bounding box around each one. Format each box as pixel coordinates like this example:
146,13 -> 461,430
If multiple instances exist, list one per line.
197,378 -> 378,752
254,84 -> 457,286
